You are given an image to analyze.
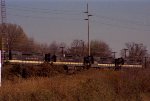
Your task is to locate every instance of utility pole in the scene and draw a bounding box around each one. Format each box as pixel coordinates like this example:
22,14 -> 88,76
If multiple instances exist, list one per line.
112,52 -> 117,59
1,0 -> 7,24
0,0 -> 6,87
123,48 -> 128,59
84,3 -> 92,56
60,47 -> 64,57
81,40 -> 84,56
144,50 -> 148,68
144,57 -> 147,68
1,0 -> 7,61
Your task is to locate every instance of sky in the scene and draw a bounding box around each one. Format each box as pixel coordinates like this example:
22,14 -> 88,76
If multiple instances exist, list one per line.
3,0 -> 150,57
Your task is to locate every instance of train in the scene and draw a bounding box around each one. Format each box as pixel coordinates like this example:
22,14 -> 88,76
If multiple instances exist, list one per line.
3,50 -> 143,69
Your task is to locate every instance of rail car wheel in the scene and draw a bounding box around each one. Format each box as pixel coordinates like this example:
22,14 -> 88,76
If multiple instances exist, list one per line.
63,65 -> 68,73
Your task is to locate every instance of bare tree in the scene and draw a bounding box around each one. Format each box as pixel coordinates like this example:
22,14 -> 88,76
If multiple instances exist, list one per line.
90,40 -> 112,57
59,42 -> 67,56
38,43 -> 49,54
0,24 -> 29,52
49,41 -> 59,54
69,39 -> 85,56
121,42 -> 147,63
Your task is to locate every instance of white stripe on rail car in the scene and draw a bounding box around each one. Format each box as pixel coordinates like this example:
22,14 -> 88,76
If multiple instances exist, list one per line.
8,60 -> 143,68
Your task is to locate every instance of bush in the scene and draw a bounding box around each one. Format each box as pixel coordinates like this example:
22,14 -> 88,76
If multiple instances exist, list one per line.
1,65 -> 150,101
2,63 -> 66,80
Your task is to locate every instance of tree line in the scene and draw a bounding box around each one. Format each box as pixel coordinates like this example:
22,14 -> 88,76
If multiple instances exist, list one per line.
0,23 -> 112,57
0,23 -> 149,64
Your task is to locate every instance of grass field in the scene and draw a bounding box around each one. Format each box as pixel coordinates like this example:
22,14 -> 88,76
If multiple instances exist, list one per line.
0,64 -> 150,101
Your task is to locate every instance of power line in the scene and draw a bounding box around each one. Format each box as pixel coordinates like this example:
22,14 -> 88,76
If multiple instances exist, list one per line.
7,4 -> 81,13
6,6 -> 150,31
7,13 -> 83,21
94,15 -> 150,27
92,20 -> 150,32
6,5 -> 82,16
7,13 -> 150,32
7,14 -> 150,32
5,2 -> 150,32
6,3 -> 150,28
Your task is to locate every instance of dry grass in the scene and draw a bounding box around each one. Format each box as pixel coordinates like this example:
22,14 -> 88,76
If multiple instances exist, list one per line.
0,64 -> 150,101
